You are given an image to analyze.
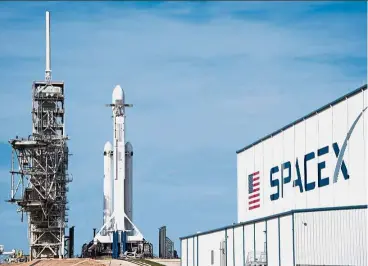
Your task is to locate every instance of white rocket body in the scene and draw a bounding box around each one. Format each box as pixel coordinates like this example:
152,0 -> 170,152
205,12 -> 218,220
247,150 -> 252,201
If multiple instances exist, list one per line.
94,85 -> 143,245
103,141 -> 113,227
112,85 -> 126,231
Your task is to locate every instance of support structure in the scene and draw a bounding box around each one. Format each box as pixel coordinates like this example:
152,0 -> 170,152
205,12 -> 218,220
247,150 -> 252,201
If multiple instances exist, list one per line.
6,11 -> 71,260
159,226 -> 175,259
68,226 -> 75,258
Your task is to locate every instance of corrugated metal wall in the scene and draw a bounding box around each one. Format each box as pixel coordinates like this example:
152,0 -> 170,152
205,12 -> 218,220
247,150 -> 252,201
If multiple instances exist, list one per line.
181,238 -> 187,266
181,208 -> 367,266
267,218 -> 279,266
234,226 -> 243,265
295,209 -> 367,266
280,215 -> 293,265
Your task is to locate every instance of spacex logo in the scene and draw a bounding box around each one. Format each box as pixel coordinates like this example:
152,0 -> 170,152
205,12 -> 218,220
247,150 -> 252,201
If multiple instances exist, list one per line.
269,107 -> 367,201
269,142 -> 348,201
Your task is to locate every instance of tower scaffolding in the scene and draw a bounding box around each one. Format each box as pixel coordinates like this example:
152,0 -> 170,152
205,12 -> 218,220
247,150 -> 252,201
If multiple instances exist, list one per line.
6,12 -> 71,260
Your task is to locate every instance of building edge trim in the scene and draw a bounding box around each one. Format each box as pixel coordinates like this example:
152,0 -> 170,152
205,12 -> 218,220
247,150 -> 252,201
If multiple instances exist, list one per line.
180,239 -> 182,266
232,228 -> 235,266
242,225 -> 245,266
292,213 -> 295,266
253,224 -> 256,261
225,229 -> 227,266
196,236 -> 199,266
192,237 -> 194,266
179,204 -> 368,240
265,220 -> 268,264
278,217 -> 281,266
186,238 -> 188,266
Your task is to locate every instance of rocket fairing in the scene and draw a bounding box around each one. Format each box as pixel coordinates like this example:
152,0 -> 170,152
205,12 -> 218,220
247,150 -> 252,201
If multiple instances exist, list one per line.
103,141 -> 113,227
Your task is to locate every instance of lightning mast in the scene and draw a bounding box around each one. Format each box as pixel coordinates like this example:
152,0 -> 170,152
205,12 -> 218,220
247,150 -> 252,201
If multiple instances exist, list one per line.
7,11 -> 71,259
45,11 -> 51,82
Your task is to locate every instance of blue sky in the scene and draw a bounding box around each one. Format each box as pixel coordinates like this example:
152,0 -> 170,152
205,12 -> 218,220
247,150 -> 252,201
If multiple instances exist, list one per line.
0,1 -> 366,257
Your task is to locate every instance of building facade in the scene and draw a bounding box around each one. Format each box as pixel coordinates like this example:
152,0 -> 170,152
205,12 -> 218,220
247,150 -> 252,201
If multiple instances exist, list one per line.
180,85 -> 367,266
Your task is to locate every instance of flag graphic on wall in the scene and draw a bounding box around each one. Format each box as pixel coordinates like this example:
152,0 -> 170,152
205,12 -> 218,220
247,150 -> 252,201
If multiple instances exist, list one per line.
248,171 -> 261,210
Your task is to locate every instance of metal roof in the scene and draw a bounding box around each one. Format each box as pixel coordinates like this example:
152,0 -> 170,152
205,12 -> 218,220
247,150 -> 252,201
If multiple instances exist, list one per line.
236,84 -> 367,154
179,205 -> 367,240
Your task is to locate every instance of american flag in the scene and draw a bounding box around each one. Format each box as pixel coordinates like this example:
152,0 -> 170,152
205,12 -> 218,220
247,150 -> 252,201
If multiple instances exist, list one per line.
248,171 -> 261,210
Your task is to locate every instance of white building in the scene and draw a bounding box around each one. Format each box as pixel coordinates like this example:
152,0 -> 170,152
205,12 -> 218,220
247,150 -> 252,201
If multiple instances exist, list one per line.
180,85 -> 367,266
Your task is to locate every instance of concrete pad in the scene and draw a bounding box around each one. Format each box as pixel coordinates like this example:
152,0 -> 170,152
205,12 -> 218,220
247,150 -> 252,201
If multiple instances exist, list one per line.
97,259 -> 137,266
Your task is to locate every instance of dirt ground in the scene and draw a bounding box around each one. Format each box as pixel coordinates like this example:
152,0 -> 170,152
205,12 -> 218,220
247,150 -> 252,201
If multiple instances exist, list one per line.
5,258 -> 114,266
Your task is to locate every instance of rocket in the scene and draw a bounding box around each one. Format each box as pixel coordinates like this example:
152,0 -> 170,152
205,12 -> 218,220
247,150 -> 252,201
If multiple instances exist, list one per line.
96,85 -> 143,245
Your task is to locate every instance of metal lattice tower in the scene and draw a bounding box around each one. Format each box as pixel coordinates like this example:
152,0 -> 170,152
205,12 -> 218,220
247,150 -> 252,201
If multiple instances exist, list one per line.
159,226 -> 175,259
6,11 -> 71,260
165,237 -> 174,259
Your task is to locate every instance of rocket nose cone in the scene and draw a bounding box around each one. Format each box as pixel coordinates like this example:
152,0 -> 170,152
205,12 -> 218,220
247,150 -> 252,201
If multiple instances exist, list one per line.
125,142 -> 133,152
104,141 -> 113,152
112,85 -> 124,103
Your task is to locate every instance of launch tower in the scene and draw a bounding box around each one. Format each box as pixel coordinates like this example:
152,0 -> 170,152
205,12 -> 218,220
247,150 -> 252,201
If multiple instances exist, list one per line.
6,11 -> 71,259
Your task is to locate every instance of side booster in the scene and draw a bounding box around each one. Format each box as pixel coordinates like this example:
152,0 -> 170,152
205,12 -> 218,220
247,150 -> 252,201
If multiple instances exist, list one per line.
125,142 -> 133,229
103,141 -> 113,228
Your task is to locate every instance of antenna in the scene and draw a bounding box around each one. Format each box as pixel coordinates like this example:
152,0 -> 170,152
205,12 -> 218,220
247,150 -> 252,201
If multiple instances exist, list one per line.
45,11 -> 52,82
